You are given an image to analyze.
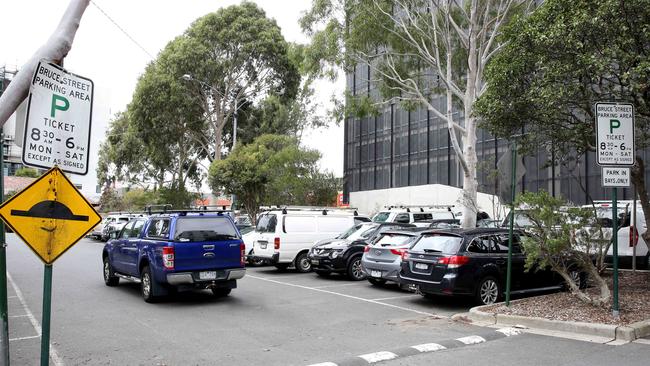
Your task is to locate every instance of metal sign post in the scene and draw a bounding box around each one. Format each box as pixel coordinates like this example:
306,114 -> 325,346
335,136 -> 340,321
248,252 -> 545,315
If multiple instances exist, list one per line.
40,265 -> 53,366
0,134 -> 8,366
505,142 -> 517,307
596,102 -> 635,318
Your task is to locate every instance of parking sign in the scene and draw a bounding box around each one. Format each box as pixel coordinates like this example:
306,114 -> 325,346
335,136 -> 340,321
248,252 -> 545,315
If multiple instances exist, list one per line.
595,102 -> 634,166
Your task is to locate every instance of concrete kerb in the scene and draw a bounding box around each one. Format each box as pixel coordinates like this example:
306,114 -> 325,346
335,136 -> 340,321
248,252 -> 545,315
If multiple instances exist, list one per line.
461,303 -> 650,343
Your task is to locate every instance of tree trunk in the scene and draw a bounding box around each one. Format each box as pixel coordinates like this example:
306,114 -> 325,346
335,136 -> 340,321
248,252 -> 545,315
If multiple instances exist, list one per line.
631,155 -> 650,252
0,0 -> 90,126
461,115 -> 478,228
214,127 -> 223,161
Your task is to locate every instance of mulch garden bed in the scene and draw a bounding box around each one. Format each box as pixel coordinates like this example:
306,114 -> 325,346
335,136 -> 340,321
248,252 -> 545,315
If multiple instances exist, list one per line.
483,271 -> 650,325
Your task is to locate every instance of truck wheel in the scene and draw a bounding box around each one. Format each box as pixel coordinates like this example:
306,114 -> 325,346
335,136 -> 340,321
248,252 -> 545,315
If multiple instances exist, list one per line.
475,276 -> 501,305
294,252 -> 312,273
211,288 -> 232,297
103,257 -> 119,287
141,265 -> 159,303
347,256 -> 366,281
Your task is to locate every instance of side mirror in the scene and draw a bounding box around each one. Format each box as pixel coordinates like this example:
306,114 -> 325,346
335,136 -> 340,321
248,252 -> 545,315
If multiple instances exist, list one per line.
109,231 -> 120,240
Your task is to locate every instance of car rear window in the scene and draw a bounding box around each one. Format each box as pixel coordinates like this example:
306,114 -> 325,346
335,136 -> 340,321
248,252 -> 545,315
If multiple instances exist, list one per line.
256,214 -> 277,233
410,234 -> 463,254
372,212 -> 390,222
375,233 -> 415,246
174,217 -> 238,242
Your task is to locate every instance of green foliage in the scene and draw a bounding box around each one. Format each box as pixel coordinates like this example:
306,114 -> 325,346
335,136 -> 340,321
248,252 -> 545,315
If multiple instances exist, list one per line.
515,191 -> 611,306
122,189 -> 159,211
14,167 -> 39,178
476,0 -> 650,159
99,187 -> 125,213
208,134 -> 336,223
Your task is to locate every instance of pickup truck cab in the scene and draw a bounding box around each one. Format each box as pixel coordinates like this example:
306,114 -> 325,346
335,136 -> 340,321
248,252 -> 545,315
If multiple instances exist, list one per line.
102,211 -> 246,303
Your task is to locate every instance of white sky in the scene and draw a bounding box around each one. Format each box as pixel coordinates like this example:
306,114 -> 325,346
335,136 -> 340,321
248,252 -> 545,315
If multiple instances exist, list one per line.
0,0 -> 344,196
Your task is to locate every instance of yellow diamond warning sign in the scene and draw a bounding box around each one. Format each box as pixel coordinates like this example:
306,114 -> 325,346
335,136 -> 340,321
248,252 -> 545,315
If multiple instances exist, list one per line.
0,166 -> 101,264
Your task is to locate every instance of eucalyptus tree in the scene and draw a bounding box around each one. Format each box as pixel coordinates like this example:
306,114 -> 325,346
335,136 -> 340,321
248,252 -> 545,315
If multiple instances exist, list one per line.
180,2 -> 300,161
302,0 -> 533,227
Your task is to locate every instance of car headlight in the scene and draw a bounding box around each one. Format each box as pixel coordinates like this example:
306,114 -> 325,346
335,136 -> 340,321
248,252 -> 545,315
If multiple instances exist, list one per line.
330,251 -> 340,259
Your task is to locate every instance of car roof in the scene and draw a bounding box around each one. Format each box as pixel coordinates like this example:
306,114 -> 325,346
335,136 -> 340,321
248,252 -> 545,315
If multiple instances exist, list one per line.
377,222 -> 415,227
418,227 -> 514,236
379,227 -> 431,236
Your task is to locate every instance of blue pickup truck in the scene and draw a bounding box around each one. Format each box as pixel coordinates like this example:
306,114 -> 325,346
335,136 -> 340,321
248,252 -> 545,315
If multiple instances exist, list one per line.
102,211 -> 246,303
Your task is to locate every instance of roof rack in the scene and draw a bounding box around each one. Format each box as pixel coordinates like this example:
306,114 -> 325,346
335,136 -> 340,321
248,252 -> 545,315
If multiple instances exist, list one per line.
259,205 -> 359,216
384,204 -> 454,212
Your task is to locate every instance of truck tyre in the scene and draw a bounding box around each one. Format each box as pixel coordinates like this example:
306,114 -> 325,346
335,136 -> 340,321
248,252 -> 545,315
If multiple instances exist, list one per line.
103,257 -> 119,287
347,256 -> 366,281
475,276 -> 501,305
211,288 -> 232,297
294,252 -> 312,273
141,265 -> 159,303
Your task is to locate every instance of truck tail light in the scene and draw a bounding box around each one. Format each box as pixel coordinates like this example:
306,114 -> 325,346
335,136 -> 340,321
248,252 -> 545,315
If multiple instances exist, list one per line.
363,245 -> 370,253
240,242 -> 246,266
438,255 -> 470,269
630,226 -> 639,247
162,246 -> 174,270
274,237 -> 280,250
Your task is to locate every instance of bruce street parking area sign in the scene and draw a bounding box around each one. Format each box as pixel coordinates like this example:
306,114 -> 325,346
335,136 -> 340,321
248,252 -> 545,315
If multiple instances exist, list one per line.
596,102 -> 634,167
22,60 -> 94,175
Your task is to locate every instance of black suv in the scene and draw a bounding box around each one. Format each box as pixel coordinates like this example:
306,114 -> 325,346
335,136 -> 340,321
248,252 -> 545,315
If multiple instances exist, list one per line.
399,228 -> 567,305
308,222 -> 415,280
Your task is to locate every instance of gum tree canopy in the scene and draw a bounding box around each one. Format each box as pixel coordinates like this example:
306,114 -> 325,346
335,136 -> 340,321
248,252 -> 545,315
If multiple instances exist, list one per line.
476,0 -> 650,249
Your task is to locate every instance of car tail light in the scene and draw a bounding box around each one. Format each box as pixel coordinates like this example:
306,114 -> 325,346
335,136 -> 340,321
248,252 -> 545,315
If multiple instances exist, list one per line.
630,226 -> 639,247
274,237 -> 280,250
390,248 -> 407,256
240,242 -> 246,266
437,255 -> 470,268
401,251 -> 410,261
363,245 -> 370,253
162,246 -> 174,270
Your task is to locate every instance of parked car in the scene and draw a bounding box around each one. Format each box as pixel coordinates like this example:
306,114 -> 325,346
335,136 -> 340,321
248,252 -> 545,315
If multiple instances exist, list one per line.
361,228 -> 428,286
249,207 -> 369,272
308,222 -> 417,280
92,213 -> 136,241
372,206 -> 455,227
399,228 -> 574,305
102,211 -> 246,303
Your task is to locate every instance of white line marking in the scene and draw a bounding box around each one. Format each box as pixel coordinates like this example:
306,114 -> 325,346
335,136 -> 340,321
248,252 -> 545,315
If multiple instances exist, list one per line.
9,314 -> 29,318
358,351 -> 398,363
306,363 -> 338,366
247,275 -> 443,318
496,327 -> 523,337
371,294 -> 420,301
456,335 -> 486,345
9,335 -> 40,342
313,283 -> 365,289
8,273 -> 64,366
411,343 -> 447,352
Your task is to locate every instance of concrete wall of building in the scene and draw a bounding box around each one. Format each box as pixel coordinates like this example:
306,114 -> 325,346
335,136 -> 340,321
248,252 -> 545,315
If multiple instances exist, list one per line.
350,183 -> 505,219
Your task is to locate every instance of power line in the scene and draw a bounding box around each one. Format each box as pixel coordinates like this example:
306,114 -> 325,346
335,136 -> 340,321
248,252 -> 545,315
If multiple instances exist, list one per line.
90,0 -> 155,60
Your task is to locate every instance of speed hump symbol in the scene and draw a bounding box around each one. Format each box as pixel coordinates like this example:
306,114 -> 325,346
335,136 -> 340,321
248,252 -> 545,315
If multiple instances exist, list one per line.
0,166 -> 101,264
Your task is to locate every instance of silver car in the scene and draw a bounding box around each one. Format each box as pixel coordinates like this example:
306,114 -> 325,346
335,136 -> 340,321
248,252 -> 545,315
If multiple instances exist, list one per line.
361,229 -> 427,286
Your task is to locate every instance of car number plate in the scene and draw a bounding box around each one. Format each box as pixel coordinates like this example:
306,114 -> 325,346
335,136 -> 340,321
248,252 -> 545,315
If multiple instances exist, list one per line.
199,271 -> 217,280
259,242 -> 267,249
311,259 -> 320,265
370,270 -> 382,278
415,263 -> 428,270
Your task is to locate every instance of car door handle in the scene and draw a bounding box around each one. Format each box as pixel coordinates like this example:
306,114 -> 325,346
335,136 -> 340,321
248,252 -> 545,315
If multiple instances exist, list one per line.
203,245 -> 215,250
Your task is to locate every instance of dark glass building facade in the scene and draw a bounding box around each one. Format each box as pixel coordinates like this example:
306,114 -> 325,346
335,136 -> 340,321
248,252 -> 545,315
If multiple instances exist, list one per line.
343,62 -> 645,206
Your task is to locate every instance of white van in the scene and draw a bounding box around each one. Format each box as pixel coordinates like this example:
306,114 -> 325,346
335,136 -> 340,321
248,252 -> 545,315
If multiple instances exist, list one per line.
594,201 -> 650,269
249,208 -> 368,272
371,206 -> 455,227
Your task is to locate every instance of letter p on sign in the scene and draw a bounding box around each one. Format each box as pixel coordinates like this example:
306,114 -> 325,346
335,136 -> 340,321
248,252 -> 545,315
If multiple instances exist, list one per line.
51,94 -> 69,118
610,119 -> 621,133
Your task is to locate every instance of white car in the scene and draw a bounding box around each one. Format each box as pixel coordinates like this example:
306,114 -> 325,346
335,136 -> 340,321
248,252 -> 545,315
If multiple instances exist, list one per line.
91,214 -> 133,240
594,201 -> 650,269
249,207 -> 368,272
371,206 -> 455,227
